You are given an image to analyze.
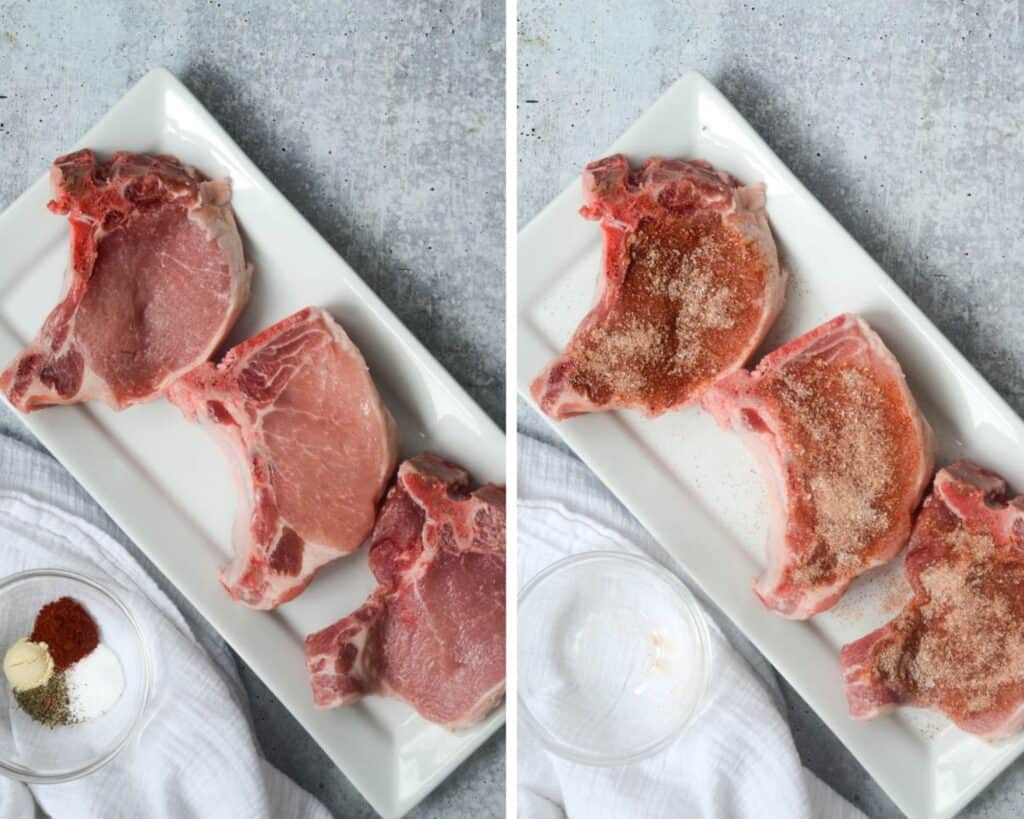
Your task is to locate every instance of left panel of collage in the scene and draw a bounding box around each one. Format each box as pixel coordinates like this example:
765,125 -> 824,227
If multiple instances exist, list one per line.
0,2 -> 506,818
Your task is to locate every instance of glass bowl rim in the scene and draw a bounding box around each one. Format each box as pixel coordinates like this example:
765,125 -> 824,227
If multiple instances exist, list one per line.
0,567 -> 152,783
517,550 -> 711,766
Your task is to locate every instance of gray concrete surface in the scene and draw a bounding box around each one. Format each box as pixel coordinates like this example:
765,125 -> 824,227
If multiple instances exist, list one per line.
518,1 -> 1023,817
0,2 -> 504,817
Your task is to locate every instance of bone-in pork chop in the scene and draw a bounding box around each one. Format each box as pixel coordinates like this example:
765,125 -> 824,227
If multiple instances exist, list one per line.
702,314 -> 934,618
531,154 -> 784,419
168,306 -> 399,609
841,461 -> 1024,740
305,453 -> 506,729
1,150 -> 250,411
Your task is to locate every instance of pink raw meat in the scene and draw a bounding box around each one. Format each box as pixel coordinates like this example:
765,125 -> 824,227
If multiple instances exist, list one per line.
305,453 -> 506,729
703,314 -> 934,618
1,150 -> 250,411
168,306 -> 399,609
841,462 -> 1024,739
531,154 -> 784,419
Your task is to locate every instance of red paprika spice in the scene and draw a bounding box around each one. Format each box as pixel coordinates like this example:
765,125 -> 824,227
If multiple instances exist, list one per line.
30,596 -> 99,670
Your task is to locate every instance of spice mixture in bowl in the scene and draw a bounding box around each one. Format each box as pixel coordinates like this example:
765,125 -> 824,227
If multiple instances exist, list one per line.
0,569 -> 149,782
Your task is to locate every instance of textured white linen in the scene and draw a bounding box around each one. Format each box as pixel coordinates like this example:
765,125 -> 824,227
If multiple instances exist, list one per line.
518,435 -> 864,819
0,433 -> 329,819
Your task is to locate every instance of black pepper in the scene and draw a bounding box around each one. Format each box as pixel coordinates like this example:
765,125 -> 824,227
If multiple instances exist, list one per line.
14,672 -> 75,728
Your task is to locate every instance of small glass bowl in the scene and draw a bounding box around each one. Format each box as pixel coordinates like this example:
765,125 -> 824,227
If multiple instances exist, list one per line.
519,551 -> 710,766
0,569 -> 150,782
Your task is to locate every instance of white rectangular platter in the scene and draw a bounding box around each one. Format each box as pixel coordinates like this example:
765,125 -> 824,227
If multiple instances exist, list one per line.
0,68 -> 505,819
517,70 -> 1024,819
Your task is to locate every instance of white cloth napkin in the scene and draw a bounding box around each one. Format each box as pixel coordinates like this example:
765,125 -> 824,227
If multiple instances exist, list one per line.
517,435 -> 865,819
0,433 -> 329,819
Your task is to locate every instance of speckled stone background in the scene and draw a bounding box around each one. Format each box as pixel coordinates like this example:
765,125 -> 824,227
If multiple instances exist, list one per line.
518,1 -> 1022,817
0,1 -> 504,817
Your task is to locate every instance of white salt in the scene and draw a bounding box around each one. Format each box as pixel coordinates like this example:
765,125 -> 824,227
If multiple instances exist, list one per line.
67,644 -> 124,721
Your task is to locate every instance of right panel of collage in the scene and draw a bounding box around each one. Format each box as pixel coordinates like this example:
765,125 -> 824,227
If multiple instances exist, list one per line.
515,3 -> 1024,819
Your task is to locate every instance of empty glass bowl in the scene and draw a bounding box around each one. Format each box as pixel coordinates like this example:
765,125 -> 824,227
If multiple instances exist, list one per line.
519,551 -> 710,765
0,569 -> 150,782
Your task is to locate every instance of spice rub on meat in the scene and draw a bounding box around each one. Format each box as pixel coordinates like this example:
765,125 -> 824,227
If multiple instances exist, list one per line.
703,314 -> 934,618
531,154 -> 785,420
841,462 -> 1024,740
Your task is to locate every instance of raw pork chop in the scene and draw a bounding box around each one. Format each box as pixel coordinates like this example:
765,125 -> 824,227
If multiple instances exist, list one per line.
703,314 -> 933,618
305,453 -> 506,729
1,150 -> 250,412
530,154 -> 784,419
841,462 -> 1024,740
168,306 -> 399,609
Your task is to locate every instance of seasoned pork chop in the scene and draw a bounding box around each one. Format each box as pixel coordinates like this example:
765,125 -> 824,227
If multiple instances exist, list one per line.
703,314 -> 934,618
842,461 -> 1024,740
531,154 -> 784,419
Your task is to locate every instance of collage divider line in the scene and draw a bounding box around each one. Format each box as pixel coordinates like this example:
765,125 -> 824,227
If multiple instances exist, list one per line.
504,0 -> 519,815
